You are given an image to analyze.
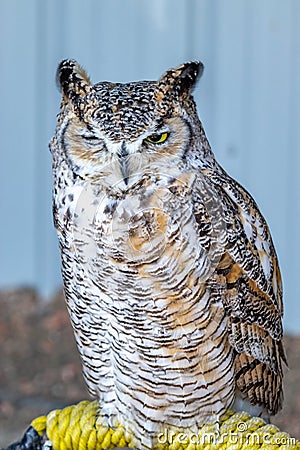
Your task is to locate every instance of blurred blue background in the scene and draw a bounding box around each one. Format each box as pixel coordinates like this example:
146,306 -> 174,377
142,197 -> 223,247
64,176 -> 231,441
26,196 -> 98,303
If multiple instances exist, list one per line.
0,0 -> 299,332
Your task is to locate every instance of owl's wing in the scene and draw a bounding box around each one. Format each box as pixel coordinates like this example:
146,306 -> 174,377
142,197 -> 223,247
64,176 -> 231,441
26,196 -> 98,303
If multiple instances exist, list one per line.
201,169 -> 286,415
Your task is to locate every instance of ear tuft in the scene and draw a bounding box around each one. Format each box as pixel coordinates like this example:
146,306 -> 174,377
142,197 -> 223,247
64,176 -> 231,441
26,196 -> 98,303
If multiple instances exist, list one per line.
159,61 -> 204,97
56,59 -> 92,108
178,61 -> 204,93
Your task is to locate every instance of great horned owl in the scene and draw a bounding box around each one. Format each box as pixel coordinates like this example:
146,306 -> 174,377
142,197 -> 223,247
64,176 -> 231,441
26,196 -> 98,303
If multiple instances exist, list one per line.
50,59 -> 286,448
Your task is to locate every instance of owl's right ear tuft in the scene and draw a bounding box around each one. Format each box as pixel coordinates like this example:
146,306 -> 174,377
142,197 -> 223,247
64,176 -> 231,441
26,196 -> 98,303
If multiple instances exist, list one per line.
56,59 -> 92,110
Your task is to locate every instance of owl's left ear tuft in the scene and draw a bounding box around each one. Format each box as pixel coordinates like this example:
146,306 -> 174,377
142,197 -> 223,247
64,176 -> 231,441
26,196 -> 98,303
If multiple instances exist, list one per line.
177,61 -> 204,93
159,61 -> 204,97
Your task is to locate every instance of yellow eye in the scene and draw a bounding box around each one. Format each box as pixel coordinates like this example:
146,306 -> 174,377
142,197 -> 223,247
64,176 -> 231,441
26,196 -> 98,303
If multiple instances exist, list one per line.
146,132 -> 169,144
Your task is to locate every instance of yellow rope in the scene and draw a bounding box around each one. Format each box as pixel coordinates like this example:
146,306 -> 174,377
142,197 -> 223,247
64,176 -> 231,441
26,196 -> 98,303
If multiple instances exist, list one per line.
31,400 -> 300,450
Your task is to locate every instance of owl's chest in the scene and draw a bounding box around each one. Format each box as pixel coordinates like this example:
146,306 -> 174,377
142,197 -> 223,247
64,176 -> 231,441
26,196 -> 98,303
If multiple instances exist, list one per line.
59,172 -> 208,297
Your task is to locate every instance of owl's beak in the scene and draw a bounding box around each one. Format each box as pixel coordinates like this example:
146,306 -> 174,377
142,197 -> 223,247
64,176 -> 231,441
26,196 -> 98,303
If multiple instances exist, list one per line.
118,141 -> 129,186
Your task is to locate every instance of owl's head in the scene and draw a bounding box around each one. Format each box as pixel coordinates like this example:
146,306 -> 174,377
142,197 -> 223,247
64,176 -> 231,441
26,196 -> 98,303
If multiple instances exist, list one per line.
55,59 -> 205,188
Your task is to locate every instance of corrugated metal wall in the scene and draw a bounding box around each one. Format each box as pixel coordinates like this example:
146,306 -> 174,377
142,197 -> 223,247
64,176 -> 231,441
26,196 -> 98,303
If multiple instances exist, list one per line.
1,0 -> 299,332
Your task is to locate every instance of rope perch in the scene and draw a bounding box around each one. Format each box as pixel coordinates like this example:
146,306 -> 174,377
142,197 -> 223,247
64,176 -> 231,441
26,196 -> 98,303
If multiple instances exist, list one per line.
5,400 -> 300,450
